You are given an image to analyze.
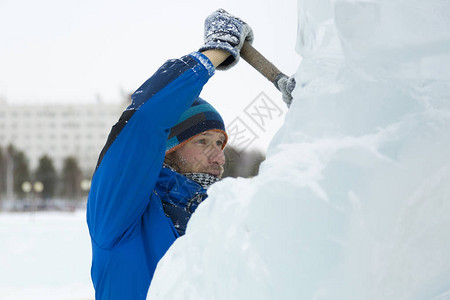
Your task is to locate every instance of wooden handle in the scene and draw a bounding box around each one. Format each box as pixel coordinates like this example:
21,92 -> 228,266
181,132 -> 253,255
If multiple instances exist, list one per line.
240,42 -> 287,90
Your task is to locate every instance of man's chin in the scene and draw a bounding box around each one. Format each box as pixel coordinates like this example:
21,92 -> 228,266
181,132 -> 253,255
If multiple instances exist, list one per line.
202,169 -> 221,178
207,172 -> 221,178
196,166 -> 223,178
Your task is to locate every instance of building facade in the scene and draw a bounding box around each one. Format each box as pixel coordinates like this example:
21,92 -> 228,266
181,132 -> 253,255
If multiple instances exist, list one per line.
0,97 -> 128,176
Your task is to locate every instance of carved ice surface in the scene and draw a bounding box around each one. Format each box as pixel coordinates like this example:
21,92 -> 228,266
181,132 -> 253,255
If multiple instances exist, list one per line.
148,1 -> 450,299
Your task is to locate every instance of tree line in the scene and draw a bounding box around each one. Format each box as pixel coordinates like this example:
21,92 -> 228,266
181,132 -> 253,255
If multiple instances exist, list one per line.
0,144 -> 265,210
222,146 -> 265,178
0,144 -> 86,203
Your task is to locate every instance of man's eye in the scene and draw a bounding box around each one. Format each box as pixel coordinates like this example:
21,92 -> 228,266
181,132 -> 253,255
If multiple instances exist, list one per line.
196,139 -> 206,144
216,140 -> 224,147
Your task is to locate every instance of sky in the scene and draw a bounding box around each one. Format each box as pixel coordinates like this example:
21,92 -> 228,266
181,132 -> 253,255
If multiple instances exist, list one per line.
0,0 -> 301,150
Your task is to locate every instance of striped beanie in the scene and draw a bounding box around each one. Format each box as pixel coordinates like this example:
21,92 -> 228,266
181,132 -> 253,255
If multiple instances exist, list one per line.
166,98 -> 228,153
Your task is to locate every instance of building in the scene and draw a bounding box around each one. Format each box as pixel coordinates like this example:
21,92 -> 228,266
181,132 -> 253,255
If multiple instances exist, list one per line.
0,96 -> 128,176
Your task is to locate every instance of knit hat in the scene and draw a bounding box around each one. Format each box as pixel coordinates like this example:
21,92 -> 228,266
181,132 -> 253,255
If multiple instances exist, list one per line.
166,98 -> 228,153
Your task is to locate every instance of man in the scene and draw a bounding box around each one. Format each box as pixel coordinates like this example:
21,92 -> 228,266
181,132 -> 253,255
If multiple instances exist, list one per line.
87,9 -> 253,299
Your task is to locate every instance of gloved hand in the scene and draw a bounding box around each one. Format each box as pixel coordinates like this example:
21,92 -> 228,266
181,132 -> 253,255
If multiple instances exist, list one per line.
277,75 -> 296,108
199,9 -> 254,70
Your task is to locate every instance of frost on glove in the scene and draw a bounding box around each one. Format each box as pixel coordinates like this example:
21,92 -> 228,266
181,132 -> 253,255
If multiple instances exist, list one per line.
199,9 -> 254,70
276,75 -> 296,108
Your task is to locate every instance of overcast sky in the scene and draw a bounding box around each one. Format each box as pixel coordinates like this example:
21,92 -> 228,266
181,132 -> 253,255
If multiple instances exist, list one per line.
0,0 -> 301,150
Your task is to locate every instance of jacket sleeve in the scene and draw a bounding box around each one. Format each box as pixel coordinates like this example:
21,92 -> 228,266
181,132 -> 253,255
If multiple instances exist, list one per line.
87,52 -> 215,249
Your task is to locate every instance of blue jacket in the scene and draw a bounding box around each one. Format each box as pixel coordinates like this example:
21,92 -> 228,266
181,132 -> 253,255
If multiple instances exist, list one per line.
87,52 -> 215,300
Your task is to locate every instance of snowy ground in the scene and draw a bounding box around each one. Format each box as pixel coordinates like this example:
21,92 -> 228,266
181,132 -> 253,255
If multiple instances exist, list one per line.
0,210 -> 94,300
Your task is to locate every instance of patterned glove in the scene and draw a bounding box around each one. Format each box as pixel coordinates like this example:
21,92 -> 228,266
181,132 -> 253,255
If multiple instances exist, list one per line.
199,9 -> 254,70
277,75 -> 296,108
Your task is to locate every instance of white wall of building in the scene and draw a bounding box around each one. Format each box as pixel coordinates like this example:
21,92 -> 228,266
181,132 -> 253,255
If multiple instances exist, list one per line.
0,97 -> 127,175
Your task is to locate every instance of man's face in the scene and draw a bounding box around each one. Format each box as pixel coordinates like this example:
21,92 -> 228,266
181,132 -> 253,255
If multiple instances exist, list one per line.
168,131 -> 226,178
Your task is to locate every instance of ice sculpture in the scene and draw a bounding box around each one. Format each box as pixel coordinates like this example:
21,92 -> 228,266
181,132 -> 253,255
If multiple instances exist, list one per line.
148,1 -> 450,299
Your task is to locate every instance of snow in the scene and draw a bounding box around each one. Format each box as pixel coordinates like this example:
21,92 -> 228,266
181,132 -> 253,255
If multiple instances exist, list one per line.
148,0 -> 450,299
1,1 -> 449,299
0,211 -> 94,300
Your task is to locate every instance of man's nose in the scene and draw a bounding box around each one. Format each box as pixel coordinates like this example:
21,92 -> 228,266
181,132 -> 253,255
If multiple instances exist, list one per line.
209,145 -> 225,166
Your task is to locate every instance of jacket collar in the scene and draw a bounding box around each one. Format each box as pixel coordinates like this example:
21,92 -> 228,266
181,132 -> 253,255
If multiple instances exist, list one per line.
155,167 -> 206,208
